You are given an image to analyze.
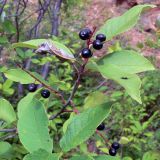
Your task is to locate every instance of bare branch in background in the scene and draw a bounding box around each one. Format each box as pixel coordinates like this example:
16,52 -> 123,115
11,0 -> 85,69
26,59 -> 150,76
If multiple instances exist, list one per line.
0,0 -> 7,15
51,0 -> 62,35
38,0 -> 63,88
29,0 -> 51,38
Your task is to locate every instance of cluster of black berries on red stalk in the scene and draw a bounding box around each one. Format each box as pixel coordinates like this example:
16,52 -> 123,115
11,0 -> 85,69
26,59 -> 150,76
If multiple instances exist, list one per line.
79,28 -> 106,58
28,83 -> 50,98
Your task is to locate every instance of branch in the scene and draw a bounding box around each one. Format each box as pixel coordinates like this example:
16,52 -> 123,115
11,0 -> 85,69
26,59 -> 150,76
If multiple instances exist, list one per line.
0,0 -> 7,16
96,130 -> 110,145
49,59 -> 88,120
16,63 -> 66,104
0,128 -> 17,133
29,0 -> 51,37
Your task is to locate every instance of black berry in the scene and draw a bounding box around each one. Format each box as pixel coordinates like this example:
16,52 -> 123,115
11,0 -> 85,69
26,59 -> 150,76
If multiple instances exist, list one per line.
111,142 -> 120,150
41,89 -> 50,98
28,83 -> 37,92
109,148 -> 117,156
81,48 -> 92,58
97,123 -> 105,131
92,40 -> 103,50
96,34 -> 106,42
79,28 -> 92,40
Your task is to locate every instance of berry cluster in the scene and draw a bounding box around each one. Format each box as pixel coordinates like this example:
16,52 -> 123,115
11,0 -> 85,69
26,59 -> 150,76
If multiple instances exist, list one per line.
109,142 -> 120,156
28,83 -> 50,98
79,28 -> 106,58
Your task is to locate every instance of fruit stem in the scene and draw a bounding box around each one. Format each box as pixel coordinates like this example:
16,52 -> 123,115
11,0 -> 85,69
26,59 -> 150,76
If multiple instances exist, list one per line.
87,26 -> 97,48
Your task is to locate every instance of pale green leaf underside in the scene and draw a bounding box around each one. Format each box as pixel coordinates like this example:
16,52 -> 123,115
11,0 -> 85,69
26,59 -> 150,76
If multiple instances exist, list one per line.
0,98 -> 16,123
60,102 -> 112,152
99,50 -> 154,74
12,39 -> 75,60
23,149 -> 60,160
17,95 -> 53,153
12,39 -> 46,49
97,63 -> 142,103
95,49 -> 155,103
96,4 -> 155,40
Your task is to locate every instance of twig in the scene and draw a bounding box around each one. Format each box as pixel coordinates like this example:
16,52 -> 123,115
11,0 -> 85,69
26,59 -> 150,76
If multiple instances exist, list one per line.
0,0 -> 7,16
29,0 -> 51,37
95,80 -> 106,90
16,63 -> 66,104
49,59 -> 88,120
0,133 -> 17,141
0,128 -> 17,133
96,130 -> 110,145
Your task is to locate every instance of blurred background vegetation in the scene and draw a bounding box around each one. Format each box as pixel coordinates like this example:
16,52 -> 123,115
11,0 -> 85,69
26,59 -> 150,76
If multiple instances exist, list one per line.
0,0 -> 160,159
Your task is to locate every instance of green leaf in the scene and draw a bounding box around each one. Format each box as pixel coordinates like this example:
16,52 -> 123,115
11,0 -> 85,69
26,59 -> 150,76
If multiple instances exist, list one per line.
96,63 -> 142,103
12,39 -> 75,61
96,4 -> 155,40
2,20 -> 16,34
4,69 -> 35,84
84,91 -> 108,109
0,142 -> 13,159
60,102 -> 112,152
0,98 -> 16,123
12,39 -> 47,49
98,50 -> 154,74
23,149 -> 60,160
0,36 -> 8,44
47,40 -> 75,60
142,151 -> 160,160
17,94 -> 53,153
123,157 -> 133,160
32,72 -> 50,86
69,155 -> 94,160
119,137 -> 130,145
94,155 -> 120,160
63,112 -> 76,133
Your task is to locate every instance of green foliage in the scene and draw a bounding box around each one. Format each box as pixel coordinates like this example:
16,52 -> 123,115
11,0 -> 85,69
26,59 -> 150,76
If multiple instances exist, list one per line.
23,149 -> 60,160
0,142 -> 13,159
17,94 -> 53,153
142,151 -> 160,160
96,4 -> 155,40
91,50 -> 155,103
13,39 -> 75,61
0,98 -> 16,124
94,156 -> 120,160
4,69 -> 35,84
0,3 -> 158,160
69,156 -> 94,160
60,102 -> 112,152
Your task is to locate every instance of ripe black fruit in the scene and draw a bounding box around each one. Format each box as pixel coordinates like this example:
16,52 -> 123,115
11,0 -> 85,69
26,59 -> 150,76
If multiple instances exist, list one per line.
79,28 -> 92,40
96,34 -> 106,42
97,123 -> 105,131
81,48 -> 92,58
92,40 -> 103,50
111,142 -> 120,150
41,89 -> 50,98
109,148 -> 117,156
28,83 -> 37,92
